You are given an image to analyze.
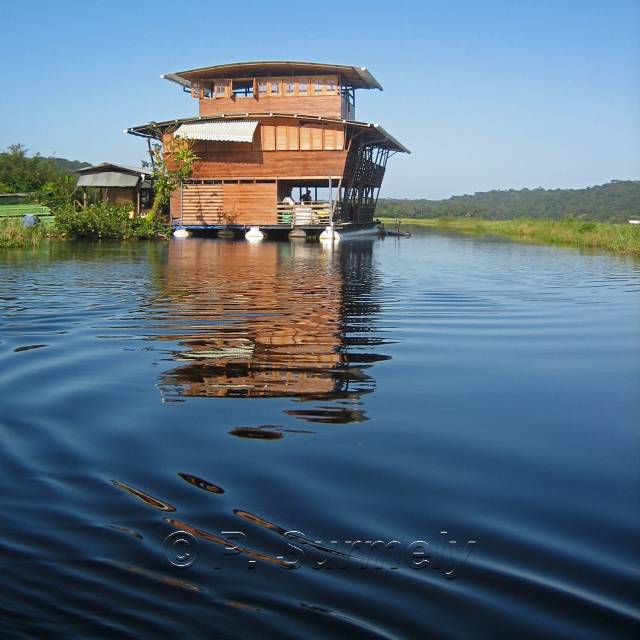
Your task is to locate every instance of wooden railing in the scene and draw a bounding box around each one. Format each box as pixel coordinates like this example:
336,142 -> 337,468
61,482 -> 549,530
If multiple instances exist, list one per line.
277,202 -> 333,226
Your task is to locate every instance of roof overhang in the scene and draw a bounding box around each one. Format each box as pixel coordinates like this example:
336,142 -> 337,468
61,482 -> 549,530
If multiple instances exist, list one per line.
127,114 -> 409,153
161,61 -> 383,90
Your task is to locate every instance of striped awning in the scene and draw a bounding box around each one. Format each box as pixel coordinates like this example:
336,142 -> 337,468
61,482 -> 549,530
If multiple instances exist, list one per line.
174,120 -> 259,142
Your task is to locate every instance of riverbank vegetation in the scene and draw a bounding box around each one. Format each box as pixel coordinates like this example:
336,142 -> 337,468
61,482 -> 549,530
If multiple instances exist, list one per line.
0,143 -> 172,246
55,203 -> 169,240
382,217 -> 640,257
0,219 -> 50,248
378,181 -> 640,222
0,205 -> 169,247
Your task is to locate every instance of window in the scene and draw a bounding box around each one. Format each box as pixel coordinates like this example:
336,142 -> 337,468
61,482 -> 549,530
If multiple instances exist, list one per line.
214,81 -> 226,98
285,80 -> 295,95
314,78 -> 323,94
327,77 -> 336,94
269,80 -> 279,96
258,81 -> 267,95
298,79 -> 308,95
232,81 -> 253,98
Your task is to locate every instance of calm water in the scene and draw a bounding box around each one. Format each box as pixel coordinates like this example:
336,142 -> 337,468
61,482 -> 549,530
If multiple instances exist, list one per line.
1,229 -> 639,639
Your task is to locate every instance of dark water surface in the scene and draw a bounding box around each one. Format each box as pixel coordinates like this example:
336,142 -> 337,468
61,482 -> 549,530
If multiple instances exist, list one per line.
1,229 -> 638,639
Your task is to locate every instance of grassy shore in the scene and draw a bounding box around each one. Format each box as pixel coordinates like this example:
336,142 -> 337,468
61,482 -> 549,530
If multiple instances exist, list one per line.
0,219 -> 51,248
380,217 -> 640,257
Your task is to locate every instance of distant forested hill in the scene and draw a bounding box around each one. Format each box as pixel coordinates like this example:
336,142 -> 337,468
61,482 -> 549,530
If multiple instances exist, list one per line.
378,180 -> 640,222
50,157 -> 91,173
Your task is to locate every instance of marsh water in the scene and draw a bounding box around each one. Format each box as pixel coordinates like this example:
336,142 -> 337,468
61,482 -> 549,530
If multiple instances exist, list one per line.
1,228 -> 638,639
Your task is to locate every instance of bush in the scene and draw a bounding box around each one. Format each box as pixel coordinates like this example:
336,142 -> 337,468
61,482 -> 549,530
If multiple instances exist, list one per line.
55,203 -> 169,240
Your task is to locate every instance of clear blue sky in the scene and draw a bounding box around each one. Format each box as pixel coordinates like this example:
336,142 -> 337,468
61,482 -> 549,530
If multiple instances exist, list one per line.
1,0 -> 638,198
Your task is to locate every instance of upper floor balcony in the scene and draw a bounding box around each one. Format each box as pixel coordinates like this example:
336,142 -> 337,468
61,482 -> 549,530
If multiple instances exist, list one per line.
192,75 -> 356,120
162,61 -> 382,121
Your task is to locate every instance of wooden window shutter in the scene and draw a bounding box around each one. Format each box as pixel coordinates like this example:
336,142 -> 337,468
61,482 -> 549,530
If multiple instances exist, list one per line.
323,127 -> 336,150
300,126 -> 312,150
287,126 -> 299,150
311,126 -> 323,150
262,126 -> 276,150
276,126 -> 288,150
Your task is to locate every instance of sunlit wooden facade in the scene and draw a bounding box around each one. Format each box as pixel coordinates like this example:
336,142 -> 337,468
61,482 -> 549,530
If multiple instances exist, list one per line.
127,61 -> 408,234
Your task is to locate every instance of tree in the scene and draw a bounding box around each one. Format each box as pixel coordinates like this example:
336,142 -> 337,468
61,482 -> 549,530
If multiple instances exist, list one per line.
144,130 -> 199,222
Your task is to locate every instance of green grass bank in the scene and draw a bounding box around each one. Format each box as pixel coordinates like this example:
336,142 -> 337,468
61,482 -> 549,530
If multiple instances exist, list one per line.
380,217 -> 640,257
0,219 -> 50,248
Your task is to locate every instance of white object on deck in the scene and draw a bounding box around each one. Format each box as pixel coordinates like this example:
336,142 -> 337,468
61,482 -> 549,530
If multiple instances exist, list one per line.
245,226 -> 264,241
173,228 -> 190,238
628,219 -> 640,224
293,207 -> 313,225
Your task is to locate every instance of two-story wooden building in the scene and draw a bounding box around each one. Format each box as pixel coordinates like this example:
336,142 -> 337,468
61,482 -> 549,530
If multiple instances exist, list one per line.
127,61 -> 409,239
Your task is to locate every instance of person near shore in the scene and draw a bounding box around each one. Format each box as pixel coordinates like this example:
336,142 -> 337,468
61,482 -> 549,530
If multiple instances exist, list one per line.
300,190 -> 312,203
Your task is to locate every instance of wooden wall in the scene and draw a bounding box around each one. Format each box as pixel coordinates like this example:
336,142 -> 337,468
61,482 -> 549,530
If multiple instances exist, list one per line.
221,182 -> 277,224
199,94 -> 343,118
191,151 -> 346,180
166,119 -> 347,182
174,182 -> 277,226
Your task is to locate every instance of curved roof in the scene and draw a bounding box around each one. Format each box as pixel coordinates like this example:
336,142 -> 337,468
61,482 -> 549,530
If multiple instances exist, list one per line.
162,61 -> 382,90
126,113 -> 409,153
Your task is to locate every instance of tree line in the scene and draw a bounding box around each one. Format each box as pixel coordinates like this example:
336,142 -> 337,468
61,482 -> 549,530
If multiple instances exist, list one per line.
2,144 -> 637,222
377,180 -> 640,222
0,144 -> 89,193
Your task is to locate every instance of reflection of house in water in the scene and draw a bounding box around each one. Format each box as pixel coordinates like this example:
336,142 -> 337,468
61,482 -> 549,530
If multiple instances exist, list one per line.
156,239 -> 388,401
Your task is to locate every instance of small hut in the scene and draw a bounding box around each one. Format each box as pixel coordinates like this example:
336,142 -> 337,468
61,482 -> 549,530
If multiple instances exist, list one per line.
75,163 -> 153,215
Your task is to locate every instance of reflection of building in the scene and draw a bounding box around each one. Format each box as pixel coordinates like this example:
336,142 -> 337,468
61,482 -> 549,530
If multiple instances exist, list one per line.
156,239 -> 388,400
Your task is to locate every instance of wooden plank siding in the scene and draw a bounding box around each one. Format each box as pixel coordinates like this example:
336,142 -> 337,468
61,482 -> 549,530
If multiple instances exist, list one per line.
176,182 -> 278,226
191,150 -> 347,180
221,182 -> 277,225
178,184 -> 223,226
199,94 -> 344,119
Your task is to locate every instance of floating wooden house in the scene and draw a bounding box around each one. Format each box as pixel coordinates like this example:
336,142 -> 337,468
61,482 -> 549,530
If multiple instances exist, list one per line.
127,61 -> 408,239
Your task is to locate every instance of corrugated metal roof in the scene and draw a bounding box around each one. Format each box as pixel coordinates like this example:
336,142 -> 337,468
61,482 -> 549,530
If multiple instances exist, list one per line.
77,172 -> 140,188
174,120 -> 259,142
